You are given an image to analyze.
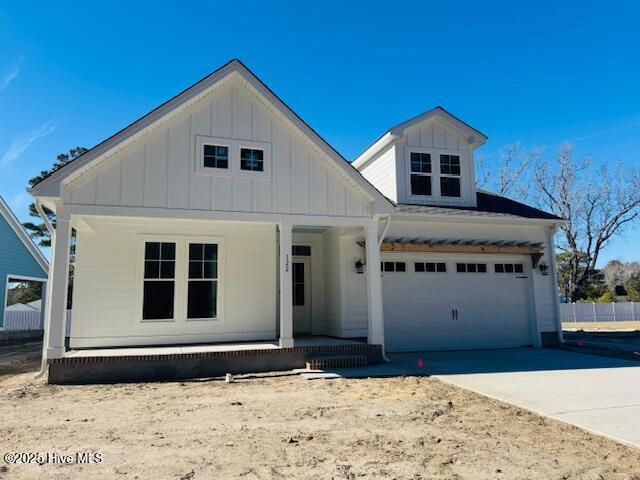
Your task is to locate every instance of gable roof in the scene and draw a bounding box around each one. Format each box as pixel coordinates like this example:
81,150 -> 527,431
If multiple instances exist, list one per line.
29,59 -> 393,210
394,190 -> 562,222
0,196 -> 49,272
352,106 -> 488,169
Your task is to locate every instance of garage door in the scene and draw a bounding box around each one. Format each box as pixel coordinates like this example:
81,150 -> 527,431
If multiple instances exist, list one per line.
382,255 -> 533,352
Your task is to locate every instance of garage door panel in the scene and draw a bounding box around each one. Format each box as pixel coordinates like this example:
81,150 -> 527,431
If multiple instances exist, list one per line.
383,255 -> 533,352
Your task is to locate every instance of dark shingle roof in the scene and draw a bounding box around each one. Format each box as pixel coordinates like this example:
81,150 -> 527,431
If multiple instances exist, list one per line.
395,191 -> 562,221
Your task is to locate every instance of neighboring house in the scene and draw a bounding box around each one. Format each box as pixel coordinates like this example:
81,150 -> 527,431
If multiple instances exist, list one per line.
0,196 -> 48,328
29,60 -> 563,374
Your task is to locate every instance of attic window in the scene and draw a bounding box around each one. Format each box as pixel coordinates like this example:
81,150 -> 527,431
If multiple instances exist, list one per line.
410,152 -> 432,196
440,154 -> 461,197
203,145 -> 229,169
240,148 -> 264,172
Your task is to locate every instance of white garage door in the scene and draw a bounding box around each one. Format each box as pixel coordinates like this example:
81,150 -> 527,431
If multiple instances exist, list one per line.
382,254 -> 533,352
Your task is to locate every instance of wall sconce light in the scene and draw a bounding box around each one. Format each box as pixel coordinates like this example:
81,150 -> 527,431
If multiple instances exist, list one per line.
355,259 -> 365,274
538,261 -> 549,276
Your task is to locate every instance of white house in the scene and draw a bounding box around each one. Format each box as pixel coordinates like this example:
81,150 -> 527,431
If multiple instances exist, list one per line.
29,60 -> 563,381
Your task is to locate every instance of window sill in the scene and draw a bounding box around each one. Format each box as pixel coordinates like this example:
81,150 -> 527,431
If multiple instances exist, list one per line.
140,318 -> 176,323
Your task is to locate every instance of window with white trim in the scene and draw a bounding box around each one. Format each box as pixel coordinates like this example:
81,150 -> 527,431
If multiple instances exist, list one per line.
456,262 -> 487,273
415,262 -> 447,273
187,243 -> 219,319
410,152 -> 432,196
440,154 -> 461,197
203,144 -> 229,169
495,263 -> 524,274
240,148 -> 264,172
381,261 -> 406,273
142,242 -> 176,320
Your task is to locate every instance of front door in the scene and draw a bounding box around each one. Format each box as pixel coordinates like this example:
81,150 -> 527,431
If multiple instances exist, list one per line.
292,258 -> 312,334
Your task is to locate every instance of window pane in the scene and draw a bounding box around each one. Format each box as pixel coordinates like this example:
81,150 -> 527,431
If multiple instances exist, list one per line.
292,245 -> 311,256
189,261 -> 203,279
204,244 -> 218,261
415,262 -> 425,272
440,177 -> 461,197
456,263 -> 466,273
451,156 -> 461,175
189,243 -> 203,261
411,174 -> 432,196
161,242 -> 175,260
203,261 -> 217,279
384,262 -> 394,272
425,262 -> 436,272
495,264 -> 504,273
160,261 -> 175,279
204,145 -> 215,156
143,281 -> 174,320
240,148 -> 264,171
145,242 -> 160,260
436,263 -> 446,272
292,262 -> 304,282
203,145 -> 228,169
505,264 -> 514,273
144,260 -> 159,279
410,152 -> 431,173
395,262 -> 406,272
293,283 -> 305,306
515,264 -> 524,273
467,263 -> 477,273
187,281 -> 217,319
477,263 -> 487,273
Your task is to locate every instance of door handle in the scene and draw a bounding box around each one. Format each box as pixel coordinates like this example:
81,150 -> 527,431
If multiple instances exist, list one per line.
454,309 -> 459,320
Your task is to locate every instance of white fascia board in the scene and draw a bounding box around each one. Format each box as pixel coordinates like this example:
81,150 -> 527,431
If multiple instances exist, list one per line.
352,132 -> 398,170
0,195 -> 49,272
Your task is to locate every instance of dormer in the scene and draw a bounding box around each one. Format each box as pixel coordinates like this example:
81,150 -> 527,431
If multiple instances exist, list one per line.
353,107 -> 487,207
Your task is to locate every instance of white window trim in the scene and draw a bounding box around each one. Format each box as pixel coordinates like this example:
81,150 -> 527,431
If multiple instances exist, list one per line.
405,146 -> 467,204
184,238 -> 225,322
135,235 -> 225,324
195,135 -> 271,178
438,153 -> 462,198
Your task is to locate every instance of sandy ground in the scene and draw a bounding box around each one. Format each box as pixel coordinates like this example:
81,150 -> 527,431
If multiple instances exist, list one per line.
563,321 -> 640,332
1,343 -> 640,480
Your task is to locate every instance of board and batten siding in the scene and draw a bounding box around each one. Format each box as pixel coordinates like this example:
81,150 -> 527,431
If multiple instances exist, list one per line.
63,78 -> 372,219
70,216 -> 276,348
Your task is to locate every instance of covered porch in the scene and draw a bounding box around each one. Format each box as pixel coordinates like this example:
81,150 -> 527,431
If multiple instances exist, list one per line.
42,207 -> 388,381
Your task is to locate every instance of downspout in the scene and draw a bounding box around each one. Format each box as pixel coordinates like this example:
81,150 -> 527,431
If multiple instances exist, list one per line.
547,224 -> 565,344
34,199 -> 55,379
375,214 -> 392,362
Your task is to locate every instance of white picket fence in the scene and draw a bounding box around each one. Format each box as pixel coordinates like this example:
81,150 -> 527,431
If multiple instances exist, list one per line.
561,302 -> 640,323
2,310 -> 72,335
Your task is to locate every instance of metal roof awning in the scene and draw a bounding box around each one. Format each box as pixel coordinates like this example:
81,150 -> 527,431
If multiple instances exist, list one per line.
358,237 -> 545,255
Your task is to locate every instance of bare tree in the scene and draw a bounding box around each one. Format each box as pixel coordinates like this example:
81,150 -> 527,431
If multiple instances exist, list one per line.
534,144 -> 640,301
476,142 -> 541,201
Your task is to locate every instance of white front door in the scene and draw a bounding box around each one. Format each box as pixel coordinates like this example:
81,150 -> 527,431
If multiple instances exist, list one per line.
292,258 -> 312,334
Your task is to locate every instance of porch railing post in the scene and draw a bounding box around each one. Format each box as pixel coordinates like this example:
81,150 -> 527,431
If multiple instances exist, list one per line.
278,222 -> 294,348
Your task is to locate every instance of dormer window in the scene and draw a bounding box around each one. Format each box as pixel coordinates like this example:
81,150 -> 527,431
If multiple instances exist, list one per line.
440,154 -> 461,197
410,152 -> 432,196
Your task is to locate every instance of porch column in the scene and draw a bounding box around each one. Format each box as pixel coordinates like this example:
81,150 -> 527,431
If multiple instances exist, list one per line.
365,222 -> 385,345
279,222 -> 294,348
46,213 -> 72,359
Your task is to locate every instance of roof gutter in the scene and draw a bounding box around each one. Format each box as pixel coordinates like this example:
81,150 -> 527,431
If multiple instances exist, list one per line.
34,199 -> 55,380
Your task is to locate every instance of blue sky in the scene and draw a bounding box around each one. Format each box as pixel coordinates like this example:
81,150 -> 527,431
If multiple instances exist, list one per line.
1,1 -> 639,265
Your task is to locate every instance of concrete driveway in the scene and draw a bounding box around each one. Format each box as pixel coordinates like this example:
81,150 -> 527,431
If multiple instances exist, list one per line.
306,348 -> 640,447
400,348 -> 640,447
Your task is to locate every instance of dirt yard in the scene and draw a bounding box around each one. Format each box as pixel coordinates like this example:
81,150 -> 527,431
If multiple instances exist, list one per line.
563,321 -> 640,332
1,343 -> 639,480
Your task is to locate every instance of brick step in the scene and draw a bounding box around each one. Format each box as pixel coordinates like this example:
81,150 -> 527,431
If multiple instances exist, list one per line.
306,354 -> 368,370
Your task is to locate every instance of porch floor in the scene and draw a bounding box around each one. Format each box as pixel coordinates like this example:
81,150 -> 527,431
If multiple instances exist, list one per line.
64,336 -> 367,359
